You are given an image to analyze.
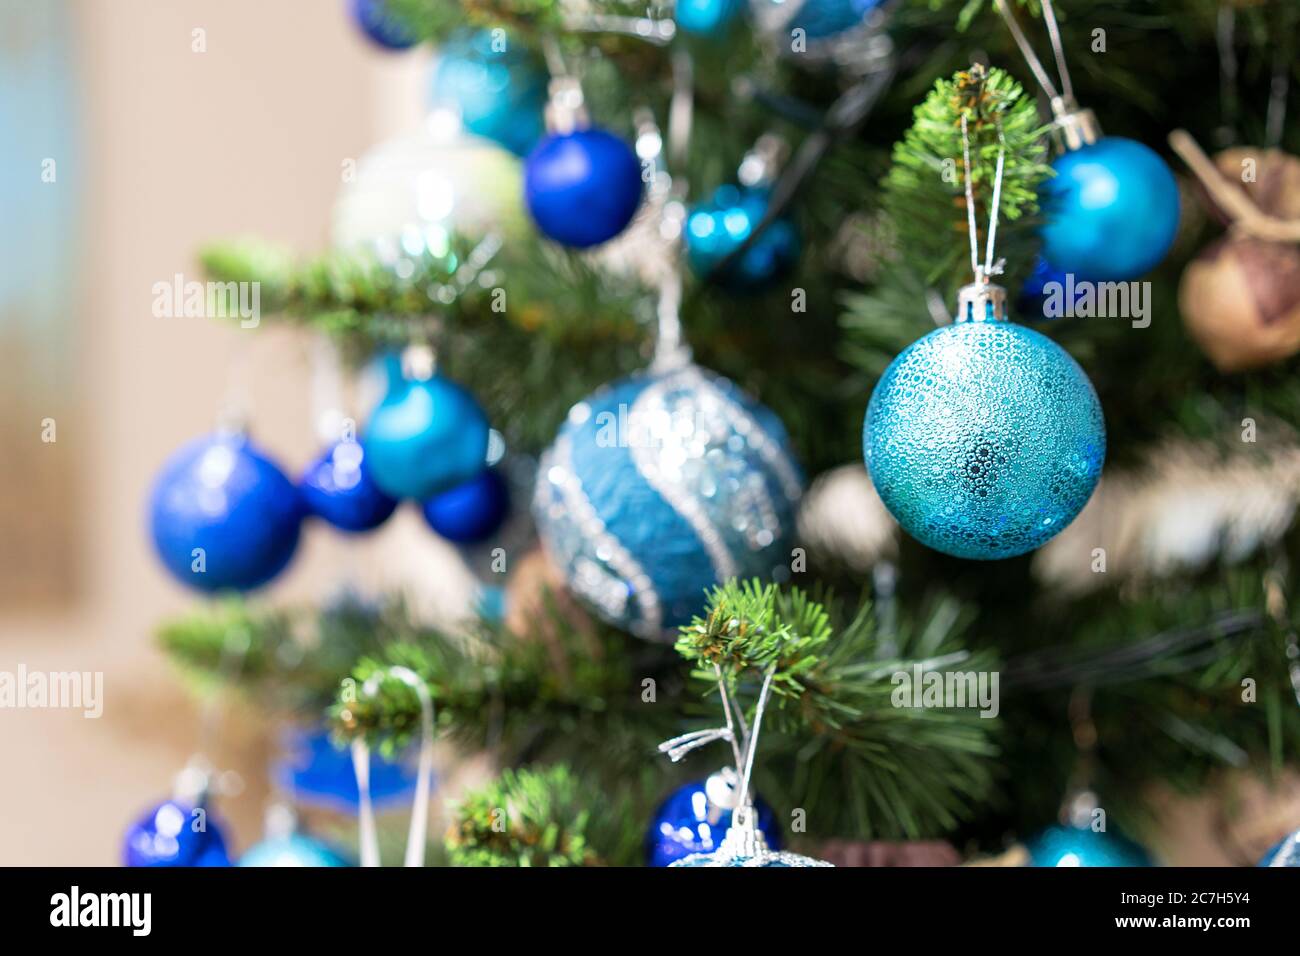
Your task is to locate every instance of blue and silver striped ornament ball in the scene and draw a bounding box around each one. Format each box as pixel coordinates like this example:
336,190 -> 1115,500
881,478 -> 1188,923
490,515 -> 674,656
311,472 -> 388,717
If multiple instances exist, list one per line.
1258,828 -> 1300,867
864,301 -> 1105,560
534,363 -> 803,639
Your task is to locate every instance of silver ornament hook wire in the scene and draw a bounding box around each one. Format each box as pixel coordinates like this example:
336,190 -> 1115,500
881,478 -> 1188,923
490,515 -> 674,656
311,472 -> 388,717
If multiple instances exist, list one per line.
994,0 -> 1075,116
652,264 -> 692,371
649,46 -> 695,372
959,112 -> 1008,285
1039,0 -> 1074,103
349,665 -> 437,867
734,663 -> 777,820
713,663 -> 748,772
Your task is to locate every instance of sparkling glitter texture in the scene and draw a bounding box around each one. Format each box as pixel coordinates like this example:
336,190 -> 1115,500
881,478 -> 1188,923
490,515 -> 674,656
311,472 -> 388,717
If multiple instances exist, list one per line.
534,363 -> 803,639
669,810 -> 831,868
863,307 -> 1105,560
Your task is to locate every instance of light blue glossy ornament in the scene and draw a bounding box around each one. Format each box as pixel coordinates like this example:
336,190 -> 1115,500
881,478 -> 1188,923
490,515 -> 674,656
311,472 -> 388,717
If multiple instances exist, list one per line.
429,29 -> 546,158
686,184 -> 799,290
534,361 -> 802,639
783,0 -> 885,39
863,285 -> 1105,560
752,0 -> 890,61
1040,136 -> 1180,282
363,357 -> 491,501
1026,824 -> 1152,867
1258,828 -> 1300,867
646,772 -> 782,867
676,0 -> 746,36
240,834 -> 350,868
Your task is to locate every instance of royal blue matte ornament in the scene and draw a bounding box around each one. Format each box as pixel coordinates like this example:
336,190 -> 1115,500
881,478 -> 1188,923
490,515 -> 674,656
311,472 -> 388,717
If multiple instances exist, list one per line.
430,29 -> 547,158
647,776 -> 782,867
149,433 -> 303,592
276,725 -> 417,813
239,834 -> 350,868
675,0 -> 746,36
299,438 -> 398,533
1039,136 -> 1180,282
534,362 -> 802,639
363,372 -> 491,500
421,467 -> 510,543
1258,828 -> 1300,867
348,0 -> 418,51
524,128 -> 643,248
687,184 -> 799,290
863,287 -> 1105,560
123,801 -> 232,867
1026,824 -> 1152,867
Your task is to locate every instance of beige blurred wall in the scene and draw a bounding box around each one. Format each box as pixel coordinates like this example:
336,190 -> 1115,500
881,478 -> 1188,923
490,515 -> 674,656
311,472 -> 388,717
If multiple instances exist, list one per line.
0,0 -> 473,865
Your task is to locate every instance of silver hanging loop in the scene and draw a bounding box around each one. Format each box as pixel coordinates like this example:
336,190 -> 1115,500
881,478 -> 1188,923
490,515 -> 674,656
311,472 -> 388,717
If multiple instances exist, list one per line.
349,666 -> 437,868
994,0 -> 1101,150
955,112 -> 1009,322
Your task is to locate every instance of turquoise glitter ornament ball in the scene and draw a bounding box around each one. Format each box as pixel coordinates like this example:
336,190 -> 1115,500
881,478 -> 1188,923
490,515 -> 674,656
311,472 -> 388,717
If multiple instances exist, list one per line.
239,834 -> 350,868
534,362 -> 802,639
863,294 -> 1105,560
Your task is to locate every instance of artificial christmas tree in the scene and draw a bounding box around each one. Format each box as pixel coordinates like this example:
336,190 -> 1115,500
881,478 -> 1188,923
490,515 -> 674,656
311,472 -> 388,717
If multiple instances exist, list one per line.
149,0 -> 1300,867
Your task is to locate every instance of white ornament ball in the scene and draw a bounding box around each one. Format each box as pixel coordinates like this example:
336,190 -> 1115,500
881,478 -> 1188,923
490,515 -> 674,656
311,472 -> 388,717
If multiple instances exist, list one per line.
332,111 -> 527,262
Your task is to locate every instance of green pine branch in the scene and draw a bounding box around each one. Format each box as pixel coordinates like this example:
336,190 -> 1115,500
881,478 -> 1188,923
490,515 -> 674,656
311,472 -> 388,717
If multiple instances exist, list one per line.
445,764 -> 597,866
678,580 -> 1001,838
840,62 -> 1051,375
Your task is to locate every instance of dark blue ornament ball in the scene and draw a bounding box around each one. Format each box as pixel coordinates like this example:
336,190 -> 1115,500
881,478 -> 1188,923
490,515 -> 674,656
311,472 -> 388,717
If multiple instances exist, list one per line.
524,128 -> 643,248
149,433 -> 302,592
1039,137 -> 1180,282
1016,255 -> 1086,320
348,0 -> 418,51
864,310 -> 1105,560
1026,824 -> 1152,867
687,184 -> 800,290
299,439 -> 398,533
123,801 -> 232,867
1258,828 -> 1300,867
421,467 -> 510,543
363,374 -> 491,500
646,778 -> 782,867
430,29 -> 546,158
676,0 -> 747,36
